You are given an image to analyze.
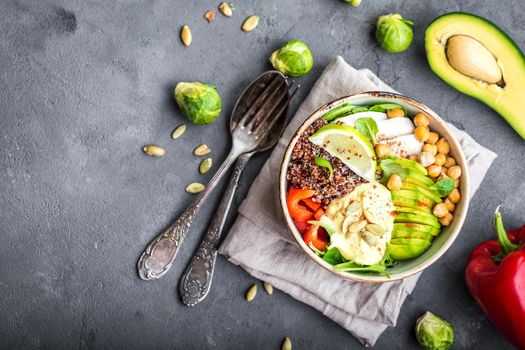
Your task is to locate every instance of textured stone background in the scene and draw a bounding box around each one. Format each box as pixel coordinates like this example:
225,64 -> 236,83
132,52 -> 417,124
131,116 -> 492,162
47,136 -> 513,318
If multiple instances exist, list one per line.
1,0 -> 523,349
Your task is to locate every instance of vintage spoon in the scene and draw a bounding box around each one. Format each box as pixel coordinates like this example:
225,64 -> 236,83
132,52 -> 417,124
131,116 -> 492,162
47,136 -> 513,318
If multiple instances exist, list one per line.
137,71 -> 290,281
179,80 -> 298,306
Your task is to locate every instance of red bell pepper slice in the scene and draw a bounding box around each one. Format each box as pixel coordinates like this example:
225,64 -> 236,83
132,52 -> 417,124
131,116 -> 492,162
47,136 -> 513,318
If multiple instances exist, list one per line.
302,197 -> 321,211
314,208 -> 325,220
286,187 -> 316,222
465,207 -> 525,349
303,224 -> 329,251
293,220 -> 309,234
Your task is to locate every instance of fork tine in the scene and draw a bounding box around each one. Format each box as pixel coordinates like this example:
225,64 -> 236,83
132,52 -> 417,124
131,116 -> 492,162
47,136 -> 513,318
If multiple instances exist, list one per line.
245,80 -> 286,130
237,75 -> 281,127
253,83 -> 299,137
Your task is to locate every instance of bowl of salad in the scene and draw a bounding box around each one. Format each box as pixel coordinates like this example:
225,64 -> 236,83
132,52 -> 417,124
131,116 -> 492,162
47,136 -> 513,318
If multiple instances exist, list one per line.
279,91 -> 470,282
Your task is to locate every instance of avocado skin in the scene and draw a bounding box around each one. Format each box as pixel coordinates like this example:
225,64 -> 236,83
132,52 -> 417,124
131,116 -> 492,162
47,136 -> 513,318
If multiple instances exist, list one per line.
394,222 -> 440,236
387,239 -> 431,260
425,12 -> 525,139
394,212 -> 441,228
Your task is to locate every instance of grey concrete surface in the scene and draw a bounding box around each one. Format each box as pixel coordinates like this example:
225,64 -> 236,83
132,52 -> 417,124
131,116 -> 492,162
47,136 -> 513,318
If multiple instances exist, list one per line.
1,0 -> 523,349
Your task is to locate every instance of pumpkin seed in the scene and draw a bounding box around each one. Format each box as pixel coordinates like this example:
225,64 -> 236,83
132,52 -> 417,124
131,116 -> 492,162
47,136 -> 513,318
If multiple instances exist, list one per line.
143,145 -> 166,157
219,2 -> 233,17
361,231 -> 378,246
193,144 -> 211,156
282,337 -> 292,350
181,25 -> 192,46
186,182 -> 205,194
242,15 -> 259,32
204,10 -> 216,23
263,282 -> 273,295
366,223 -> 385,236
345,201 -> 360,213
171,124 -> 186,140
348,220 -> 367,233
246,284 -> 257,302
199,158 -> 212,174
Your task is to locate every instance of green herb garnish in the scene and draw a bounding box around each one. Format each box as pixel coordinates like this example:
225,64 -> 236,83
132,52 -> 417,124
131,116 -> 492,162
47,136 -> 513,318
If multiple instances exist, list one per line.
379,158 -> 408,182
314,156 -> 334,179
355,117 -> 378,144
430,178 -> 455,196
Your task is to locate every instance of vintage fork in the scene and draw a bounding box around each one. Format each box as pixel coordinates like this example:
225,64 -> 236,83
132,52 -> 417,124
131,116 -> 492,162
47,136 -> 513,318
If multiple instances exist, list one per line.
137,71 -> 290,281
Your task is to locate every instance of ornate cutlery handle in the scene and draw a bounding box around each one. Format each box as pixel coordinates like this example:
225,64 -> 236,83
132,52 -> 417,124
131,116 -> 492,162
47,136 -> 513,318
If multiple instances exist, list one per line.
179,153 -> 252,306
137,150 -> 240,281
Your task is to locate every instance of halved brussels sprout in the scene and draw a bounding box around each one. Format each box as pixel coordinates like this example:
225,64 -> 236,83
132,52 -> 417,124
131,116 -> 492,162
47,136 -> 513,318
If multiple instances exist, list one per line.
376,13 -> 414,53
344,0 -> 361,6
174,82 -> 222,125
270,40 -> 314,77
415,311 -> 454,350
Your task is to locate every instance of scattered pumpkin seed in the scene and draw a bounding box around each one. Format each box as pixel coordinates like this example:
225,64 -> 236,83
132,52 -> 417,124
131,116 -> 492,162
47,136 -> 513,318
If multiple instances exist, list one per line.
143,145 -> 166,157
186,182 -> 205,194
348,220 -> 367,233
361,231 -> 378,246
204,10 -> 216,23
199,158 -> 213,174
171,124 -> 186,140
193,144 -> 211,156
263,282 -> 273,295
366,223 -> 385,236
242,15 -> 259,32
181,25 -> 192,46
282,337 -> 292,350
246,284 -> 257,302
219,2 -> 233,17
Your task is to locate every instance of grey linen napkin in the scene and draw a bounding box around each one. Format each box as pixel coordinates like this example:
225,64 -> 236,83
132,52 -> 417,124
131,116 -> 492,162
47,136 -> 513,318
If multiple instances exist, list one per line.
218,56 -> 497,347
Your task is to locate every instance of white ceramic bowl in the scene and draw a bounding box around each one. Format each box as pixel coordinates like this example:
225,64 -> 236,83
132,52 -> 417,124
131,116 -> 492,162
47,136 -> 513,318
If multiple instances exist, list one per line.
279,92 -> 470,282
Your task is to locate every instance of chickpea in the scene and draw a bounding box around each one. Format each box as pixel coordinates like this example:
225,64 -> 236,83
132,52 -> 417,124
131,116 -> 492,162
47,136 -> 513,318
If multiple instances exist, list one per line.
440,167 -> 448,177
439,212 -> 454,226
414,113 -> 430,127
433,203 -> 449,218
434,153 -> 446,166
375,144 -> 390,158
387,108 -> 405,118
426,132 -> 439,145
454,178 -> 460,188
447,165 -> 462,179
418,151 -> 435,167
448,189 -> 461,203
427,165 -> 442,178
444,198 -> 456,212
423,143 -> 438,156
436,138 -> 450,155
444,156 -> 456,168
387,174 -> 403,191
415,125 -> 430,142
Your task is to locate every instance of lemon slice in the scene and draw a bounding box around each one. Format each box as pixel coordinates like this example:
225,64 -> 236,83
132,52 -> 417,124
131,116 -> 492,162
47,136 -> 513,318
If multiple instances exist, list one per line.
309,124 -> 376,180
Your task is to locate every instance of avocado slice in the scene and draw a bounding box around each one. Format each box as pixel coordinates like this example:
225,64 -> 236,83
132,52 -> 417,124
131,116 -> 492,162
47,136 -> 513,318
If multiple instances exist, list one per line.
401,183 -> 442,204
405,171 -> 434,186
394,206 -> 438,222
391,195 -> 432,213
392,228 -> 434,241
385,156 -> 428,175
387,239 -> 431,260
391,190 -> 434,208
394,222 -> 441,236
394,212 -> 441,228
425,12 -> 525,139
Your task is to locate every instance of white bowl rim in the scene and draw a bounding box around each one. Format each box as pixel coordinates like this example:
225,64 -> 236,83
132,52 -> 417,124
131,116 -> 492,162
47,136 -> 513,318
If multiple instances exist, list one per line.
278,91 -> 470,283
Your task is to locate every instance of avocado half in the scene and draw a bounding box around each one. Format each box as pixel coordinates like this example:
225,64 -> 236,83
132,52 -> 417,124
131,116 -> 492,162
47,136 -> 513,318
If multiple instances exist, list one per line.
425,12 -> 525,139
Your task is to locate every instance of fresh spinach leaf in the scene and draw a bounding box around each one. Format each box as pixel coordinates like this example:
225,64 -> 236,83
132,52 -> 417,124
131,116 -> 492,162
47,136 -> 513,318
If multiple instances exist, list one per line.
379,158 -> 408,182
369,103 -> 407,115
350,106 -> 369,113
322,247 -> 344,265
333,261 -> 390,276
314,156 -> 334,180
308,220 -> 335,236
354,117 -> 378,144
322,103 -> 358,121
430,178 -> 454,196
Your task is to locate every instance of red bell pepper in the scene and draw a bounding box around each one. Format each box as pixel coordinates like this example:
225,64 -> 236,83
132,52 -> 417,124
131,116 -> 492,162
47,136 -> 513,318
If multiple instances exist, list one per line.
303,224 -> 329,251
314,207 -> 325,220
465,207 -> 525,349
293,220 -> 309,234
286,187 -> 316,222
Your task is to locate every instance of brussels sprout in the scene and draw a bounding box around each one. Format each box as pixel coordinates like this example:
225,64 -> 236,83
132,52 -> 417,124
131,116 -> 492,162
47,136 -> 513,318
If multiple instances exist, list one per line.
344,0 -> 361,6
270,40 -> 314,77
174,82 -> 222,125
415,311 -> 454,350
376,13 -> 414,53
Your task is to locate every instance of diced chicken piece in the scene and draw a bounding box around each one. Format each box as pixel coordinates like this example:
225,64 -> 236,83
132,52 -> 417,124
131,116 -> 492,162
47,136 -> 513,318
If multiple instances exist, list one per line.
378,134 -> 423,157
376,118 -> 415,140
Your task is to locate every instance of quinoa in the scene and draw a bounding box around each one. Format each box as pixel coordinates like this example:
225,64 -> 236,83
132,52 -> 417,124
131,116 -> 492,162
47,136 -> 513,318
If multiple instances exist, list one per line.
286,118 -> 366,207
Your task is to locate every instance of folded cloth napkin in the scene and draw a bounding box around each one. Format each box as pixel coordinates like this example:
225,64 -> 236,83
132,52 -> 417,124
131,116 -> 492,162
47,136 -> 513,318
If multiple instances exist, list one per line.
218,56 -> 497,347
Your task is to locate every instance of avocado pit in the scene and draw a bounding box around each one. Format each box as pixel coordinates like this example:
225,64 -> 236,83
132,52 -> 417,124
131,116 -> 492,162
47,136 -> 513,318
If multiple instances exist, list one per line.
445,35 -> 503,85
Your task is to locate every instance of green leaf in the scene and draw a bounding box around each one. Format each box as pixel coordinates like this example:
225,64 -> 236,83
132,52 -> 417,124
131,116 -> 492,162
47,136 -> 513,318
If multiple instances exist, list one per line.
379,158 -> 408,182
351,106 -> 369,113
429,178 -> 454,196
354,117 -> 378,144
308,220 -> 335,236
369,103 -> 407,115
314,156 -> 334,179
333,261 -> 390,276
322,103 -> 358,121
322,247 -> 344,265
